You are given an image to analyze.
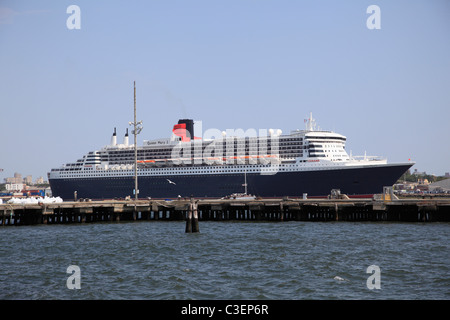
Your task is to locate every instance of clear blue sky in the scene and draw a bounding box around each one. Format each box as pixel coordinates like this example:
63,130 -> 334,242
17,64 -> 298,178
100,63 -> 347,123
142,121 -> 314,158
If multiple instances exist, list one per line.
1,0 -> 449,182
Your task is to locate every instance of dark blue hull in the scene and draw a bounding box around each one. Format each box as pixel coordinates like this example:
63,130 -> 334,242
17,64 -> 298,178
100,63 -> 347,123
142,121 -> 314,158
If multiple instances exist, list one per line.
49,164 -> 412,200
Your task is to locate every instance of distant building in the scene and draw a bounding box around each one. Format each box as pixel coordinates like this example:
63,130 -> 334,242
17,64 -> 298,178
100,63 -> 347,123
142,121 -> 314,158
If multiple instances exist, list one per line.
5,183 -> 24,191
36,176 -> 44,184
417,178 -> 430,185
4,172 -> 23,184
2,173 -> 47,186
416,184 -> 429,192
24,175 -> 33,185
445,172 -> 450,178
429,178 -> 450,193
413,169 -> 427,176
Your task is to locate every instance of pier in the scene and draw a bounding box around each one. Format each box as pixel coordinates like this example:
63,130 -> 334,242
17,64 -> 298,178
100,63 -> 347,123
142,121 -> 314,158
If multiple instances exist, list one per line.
1,196 -> 449,226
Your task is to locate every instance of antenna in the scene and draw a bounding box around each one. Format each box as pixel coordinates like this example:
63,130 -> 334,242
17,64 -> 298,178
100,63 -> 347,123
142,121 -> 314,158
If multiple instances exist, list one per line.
305,112 -> 316,131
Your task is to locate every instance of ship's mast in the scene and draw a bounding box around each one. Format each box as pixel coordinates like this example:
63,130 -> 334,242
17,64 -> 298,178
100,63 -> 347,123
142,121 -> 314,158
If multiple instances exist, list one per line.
306,112 -> 316,131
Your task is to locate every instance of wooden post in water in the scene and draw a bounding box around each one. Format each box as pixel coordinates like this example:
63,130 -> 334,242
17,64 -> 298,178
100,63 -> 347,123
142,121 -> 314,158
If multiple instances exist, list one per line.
185,204 -> 192,233
133,207 -> 137,221
192,200 -> 199,232
186,197 -> 199,233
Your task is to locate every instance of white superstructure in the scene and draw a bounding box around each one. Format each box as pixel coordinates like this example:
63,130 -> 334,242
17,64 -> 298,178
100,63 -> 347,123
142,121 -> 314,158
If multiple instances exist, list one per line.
49,114 -> 390,181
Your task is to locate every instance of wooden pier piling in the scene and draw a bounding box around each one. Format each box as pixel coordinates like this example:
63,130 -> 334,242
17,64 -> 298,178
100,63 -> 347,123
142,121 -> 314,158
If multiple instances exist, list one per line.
192,200 -> 199,232
186,198 -> 199,233
185,207 -> 192,233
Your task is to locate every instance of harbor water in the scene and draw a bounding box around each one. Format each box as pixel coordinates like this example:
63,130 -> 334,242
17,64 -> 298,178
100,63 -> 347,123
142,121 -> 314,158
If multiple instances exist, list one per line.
0,220 -> 448,300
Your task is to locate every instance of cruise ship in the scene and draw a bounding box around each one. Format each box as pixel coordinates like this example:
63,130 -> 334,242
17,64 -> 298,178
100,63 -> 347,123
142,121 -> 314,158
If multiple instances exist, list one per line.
48,114 -> 414,200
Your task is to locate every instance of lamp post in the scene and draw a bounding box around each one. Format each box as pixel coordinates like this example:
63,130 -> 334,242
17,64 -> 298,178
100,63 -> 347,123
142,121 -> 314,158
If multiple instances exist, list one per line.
129,81 -> 143,206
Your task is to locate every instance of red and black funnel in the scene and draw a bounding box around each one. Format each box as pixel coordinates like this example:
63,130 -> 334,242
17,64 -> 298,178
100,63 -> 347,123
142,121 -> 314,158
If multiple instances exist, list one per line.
173,119 -> 200,141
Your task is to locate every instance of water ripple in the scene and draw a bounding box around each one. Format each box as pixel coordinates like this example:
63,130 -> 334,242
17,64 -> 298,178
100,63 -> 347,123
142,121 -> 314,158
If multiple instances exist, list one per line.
0,221 -> 448,299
